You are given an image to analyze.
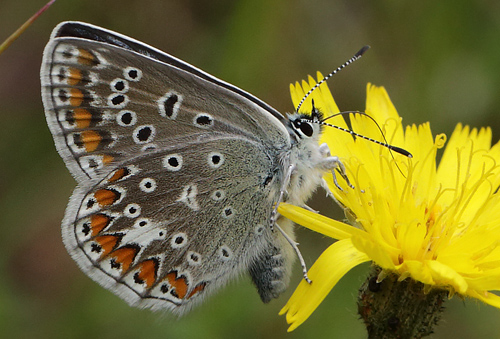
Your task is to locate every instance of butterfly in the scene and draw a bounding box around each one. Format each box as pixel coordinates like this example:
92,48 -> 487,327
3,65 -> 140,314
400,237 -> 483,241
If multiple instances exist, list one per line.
40,21 -> 362,313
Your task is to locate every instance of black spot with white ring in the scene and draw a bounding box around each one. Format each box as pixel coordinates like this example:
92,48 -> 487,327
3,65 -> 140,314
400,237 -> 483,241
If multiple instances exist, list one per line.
208,152 -> 224,169
193,113 -> 214,129
110,78 -> 129,93
108,93 -> 129,108
163,154 -> 183,171
211,189 -> 225,201
117,110 -> 137,127
123,67 -> 142,81
158,91 -> 182,119
187,251 -> 202,266
124,203 -> 141,218
222,206 -> 235,219
171,232 -> 188,249
133,125 -> 156,144
219,245 -> 233,261
139,178 -> 157,193
134,218 -> 149,228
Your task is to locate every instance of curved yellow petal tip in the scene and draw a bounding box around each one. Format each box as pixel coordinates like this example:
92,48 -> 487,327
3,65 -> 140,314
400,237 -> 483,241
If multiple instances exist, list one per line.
435,133 -> 447,149
287,323 -> 300,332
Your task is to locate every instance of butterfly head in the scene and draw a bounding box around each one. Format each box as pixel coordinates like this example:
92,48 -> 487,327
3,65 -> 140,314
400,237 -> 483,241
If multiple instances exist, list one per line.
287,100 -> 324,142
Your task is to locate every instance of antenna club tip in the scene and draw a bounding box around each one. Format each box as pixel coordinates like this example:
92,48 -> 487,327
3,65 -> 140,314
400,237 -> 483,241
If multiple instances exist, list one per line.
356,45 -> 371,57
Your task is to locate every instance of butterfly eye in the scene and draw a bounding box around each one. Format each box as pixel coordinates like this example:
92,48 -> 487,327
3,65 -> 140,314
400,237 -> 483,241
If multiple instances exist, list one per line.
300,122 -> 314,137
293,119 -> 314,137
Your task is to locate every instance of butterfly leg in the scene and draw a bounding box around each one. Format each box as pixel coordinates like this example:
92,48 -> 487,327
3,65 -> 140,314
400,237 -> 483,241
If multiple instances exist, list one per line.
274,221 -> 311,284
270,163 -> 295,230
269,163 -> 312,284
318,143 -> 354,190
321,177 -> 345,208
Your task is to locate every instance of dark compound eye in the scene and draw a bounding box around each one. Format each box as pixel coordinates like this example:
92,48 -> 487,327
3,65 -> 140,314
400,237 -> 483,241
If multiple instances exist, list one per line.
299,121 -> 313,137
292,118 -> 314,137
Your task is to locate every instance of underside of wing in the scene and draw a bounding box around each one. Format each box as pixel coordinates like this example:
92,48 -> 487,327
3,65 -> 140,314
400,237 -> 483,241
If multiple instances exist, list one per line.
62,137 -> 281,312
41,21 -> 290,183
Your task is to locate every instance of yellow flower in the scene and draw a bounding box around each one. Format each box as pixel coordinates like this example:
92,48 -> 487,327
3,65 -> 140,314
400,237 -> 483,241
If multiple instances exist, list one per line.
279,73 -> 500,331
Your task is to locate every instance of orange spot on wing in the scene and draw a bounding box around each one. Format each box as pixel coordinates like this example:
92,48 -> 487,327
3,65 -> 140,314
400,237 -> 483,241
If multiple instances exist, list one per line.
94,189 -> 120,206
187,282 -> 206,299
90,213 -> 111,236
81,130 -> 101,152
108,168 -> 127,183
73,108 -> 92,128
102,154 -> 115,165
94,235 -> 119,256
109,246 -> 138,272
68,67 -> 82,86
78,48 -> 97,66
69,88 -> 84,107
166,271 -> 188,299
136,260 -> 158,288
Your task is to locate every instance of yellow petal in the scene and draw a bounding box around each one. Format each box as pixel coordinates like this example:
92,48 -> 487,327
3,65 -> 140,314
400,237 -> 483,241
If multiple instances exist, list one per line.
277,203 -> 365,240
468,290 -> 500,308
427,260 -> 468,294
399,260 -> 434,285
351,233 -> 397,269
280,239 -> 369,331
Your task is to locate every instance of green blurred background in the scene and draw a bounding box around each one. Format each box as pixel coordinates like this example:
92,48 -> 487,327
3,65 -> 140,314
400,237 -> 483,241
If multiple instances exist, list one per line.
2,0 -> 500,338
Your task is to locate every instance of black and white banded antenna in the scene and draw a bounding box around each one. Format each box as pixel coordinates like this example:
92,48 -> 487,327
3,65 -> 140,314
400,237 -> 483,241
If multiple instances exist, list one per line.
316,111 -> 413,158
295,45 -> 370,113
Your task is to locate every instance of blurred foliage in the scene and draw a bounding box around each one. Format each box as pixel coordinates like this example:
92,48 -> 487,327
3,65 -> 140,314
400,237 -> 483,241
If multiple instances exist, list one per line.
1,0 -> 500,338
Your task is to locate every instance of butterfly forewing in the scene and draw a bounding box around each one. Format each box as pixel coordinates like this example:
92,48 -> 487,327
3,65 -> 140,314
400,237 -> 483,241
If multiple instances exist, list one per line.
41,23 -> 290,183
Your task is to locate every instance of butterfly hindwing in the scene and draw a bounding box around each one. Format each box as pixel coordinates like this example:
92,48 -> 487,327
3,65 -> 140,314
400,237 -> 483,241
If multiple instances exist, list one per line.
62,132 -> 289,311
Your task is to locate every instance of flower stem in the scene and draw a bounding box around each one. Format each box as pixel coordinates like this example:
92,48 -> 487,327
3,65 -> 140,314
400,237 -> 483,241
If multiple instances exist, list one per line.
0,0 -> 56,56
358,266 -> 447,339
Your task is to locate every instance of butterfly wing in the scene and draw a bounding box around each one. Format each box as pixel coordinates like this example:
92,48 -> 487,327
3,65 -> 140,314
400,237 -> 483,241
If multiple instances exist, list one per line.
64,137 -> 288,311
41,22 -> 295,311
41,21 -> 291,183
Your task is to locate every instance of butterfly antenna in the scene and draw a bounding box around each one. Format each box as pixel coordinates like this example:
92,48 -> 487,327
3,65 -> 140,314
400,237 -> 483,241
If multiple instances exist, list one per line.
312,111 -> 412,177
318,112 -> 413,158
295,45 -> 370,113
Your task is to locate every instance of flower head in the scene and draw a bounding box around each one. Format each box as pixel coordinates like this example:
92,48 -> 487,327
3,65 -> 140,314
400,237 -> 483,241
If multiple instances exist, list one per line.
279,73 -> 500,331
